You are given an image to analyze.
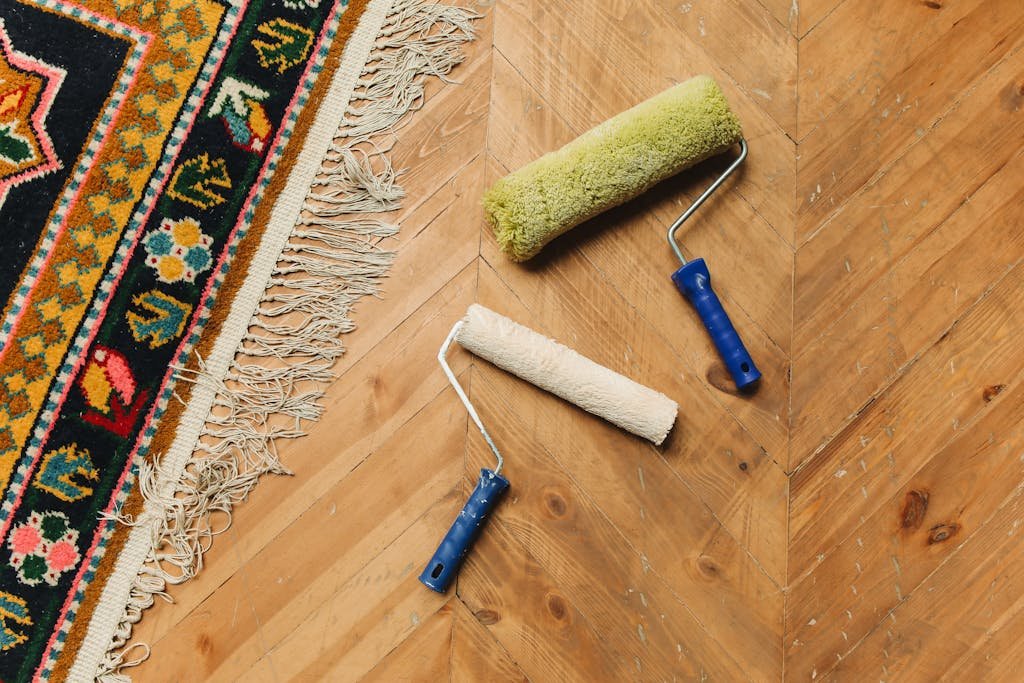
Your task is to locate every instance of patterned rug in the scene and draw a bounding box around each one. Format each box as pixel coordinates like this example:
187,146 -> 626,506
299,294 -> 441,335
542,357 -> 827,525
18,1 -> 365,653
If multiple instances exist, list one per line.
0,0 -> 475,679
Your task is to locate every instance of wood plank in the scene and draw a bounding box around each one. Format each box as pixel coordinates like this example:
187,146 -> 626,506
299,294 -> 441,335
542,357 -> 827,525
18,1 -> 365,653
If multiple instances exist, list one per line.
362,602 -> 454,682
795,47 -> 1024,352
233,385 -> 470,660
494,0 -> 797,244
791,142 -> 1024,468
789,263 -> 1024,580
462,303 -> 782,677
795,0 -> 844,37
790,260 -> 1024,577
126,525 -> 244,652
129,373 -> 471,679
479,255 -> 790,589
796,0 -> 1024,241
758,0 -> 798,35
786,377 -> 1024,681
943,581 -> 1024,681
605,0 -> 798,137
796,0 -> 986,139
449,598 -> 528,681
237,492 -> 460,681
829,488 -> 1024,680
458,518 -> 640,682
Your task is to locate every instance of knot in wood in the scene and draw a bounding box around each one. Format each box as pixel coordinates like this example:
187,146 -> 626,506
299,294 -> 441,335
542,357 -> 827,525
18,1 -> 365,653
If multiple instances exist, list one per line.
927,522 -> 960,545
900,489 -> 929,531
696,554 -> 721,579
474,608 -> 501,625
546,593 -> 569,621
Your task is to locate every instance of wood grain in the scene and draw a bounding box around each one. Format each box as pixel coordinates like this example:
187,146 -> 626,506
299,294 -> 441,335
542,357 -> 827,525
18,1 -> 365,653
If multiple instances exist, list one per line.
449,598 -> 527,681
476,254 -> 789,585
796,0 -> 986,139
362,603 -> 453,682
795,1 -> 1024,241
794,0 -> 844,38
794,46 -> 1024,345
829,491 -> 1024,681
791,141 -> 1024,467
788,375 -> 1024,680
127,0 -> 1024,680
790,261 -> 1024,572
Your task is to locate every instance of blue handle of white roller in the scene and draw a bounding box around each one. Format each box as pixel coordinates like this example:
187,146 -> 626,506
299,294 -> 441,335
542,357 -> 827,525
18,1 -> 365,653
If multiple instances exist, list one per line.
672,258 -> 761,390
419,468 -> 510,593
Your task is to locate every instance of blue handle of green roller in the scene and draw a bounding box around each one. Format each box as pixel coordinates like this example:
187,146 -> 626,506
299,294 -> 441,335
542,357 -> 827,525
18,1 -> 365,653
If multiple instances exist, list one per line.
419,468 -> 510,593
672,258 -> 761,390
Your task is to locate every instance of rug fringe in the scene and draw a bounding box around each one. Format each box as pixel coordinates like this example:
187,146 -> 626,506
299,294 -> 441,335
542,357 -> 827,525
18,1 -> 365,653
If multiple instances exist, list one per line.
96,2 -> 477,679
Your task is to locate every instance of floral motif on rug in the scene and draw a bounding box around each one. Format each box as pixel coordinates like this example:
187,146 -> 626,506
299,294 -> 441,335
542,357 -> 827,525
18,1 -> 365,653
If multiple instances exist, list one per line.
0,0 -> 389,678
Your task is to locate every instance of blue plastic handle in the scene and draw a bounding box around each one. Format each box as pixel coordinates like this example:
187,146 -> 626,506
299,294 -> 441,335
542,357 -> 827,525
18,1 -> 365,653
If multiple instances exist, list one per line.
671,258 -> 761,390
419,468 -> 510,593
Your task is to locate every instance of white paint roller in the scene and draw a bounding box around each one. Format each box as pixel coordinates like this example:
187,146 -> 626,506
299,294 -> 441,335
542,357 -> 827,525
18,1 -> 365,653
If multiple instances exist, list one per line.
456,303 -> 678,445
420,304 -> 679,594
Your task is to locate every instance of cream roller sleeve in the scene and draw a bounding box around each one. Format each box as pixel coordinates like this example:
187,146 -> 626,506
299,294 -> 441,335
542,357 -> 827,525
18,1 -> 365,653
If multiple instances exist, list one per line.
456,304 -> 678,445
483,74 -> 743,261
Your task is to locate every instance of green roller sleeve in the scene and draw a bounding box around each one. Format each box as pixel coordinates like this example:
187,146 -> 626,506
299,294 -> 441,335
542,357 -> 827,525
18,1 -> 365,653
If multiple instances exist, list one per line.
483,75 -> 743,262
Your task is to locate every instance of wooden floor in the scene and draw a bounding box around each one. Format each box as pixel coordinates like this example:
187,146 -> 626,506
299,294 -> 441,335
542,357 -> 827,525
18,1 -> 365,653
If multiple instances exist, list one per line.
132,0 -> 1024,680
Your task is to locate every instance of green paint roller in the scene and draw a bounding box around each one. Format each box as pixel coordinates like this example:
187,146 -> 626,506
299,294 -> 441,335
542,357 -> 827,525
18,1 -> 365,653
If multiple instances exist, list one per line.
483,75 -> 761,390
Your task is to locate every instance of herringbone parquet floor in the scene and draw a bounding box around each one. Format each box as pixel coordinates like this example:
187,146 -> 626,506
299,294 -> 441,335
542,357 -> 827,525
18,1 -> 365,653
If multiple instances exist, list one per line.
133,0 -> 1024,679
